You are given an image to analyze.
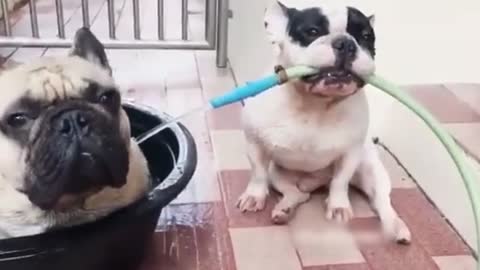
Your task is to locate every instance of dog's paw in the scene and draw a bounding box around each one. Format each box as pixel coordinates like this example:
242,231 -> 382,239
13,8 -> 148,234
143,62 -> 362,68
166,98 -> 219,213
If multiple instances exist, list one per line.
271,207 -> 292,225
271,198 -> 298,224
326,207 -> 353,223
382,217 -> 411,245
237,194 -> 267,212
325,195 -> 353,223
394,218 -> 411,245
236,183 -> 268,212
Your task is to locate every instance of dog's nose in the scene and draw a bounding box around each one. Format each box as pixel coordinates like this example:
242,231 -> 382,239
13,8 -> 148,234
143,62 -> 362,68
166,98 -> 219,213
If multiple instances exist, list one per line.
56,110 -> 90,136
332,37 -> 357,58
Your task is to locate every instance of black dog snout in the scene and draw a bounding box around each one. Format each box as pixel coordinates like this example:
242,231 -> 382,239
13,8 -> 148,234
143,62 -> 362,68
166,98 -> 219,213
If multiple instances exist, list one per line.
332,37 -> 357,56
55,110 -> 91,137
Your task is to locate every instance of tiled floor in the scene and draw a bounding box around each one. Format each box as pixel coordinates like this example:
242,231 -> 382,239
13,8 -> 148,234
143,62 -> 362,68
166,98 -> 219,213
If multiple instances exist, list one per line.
406,84 -> 480,163
1,0 -> 478,269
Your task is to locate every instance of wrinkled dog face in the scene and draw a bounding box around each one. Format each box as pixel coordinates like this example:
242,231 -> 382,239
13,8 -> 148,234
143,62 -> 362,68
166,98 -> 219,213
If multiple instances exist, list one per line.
0,28 -> 131,211
265,0 -> 376,97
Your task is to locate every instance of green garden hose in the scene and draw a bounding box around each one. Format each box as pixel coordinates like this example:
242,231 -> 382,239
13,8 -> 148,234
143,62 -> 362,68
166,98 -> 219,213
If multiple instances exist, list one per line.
367,74 -> 480,268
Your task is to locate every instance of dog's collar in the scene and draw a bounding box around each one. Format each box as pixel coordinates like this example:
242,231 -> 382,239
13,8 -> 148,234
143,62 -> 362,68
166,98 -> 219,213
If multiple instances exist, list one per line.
274,65 -> 289,85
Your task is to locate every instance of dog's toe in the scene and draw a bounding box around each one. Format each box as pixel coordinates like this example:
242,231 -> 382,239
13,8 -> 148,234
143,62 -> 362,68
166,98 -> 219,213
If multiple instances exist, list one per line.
325,195 -> 353,223
326,207 -> 353,223
237,182 -> 268,212
396,238 -> 411,245
237,194 -> 266,212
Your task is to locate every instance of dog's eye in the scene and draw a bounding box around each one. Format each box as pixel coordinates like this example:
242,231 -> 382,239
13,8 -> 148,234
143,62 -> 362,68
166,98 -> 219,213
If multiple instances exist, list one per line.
362,31 -> 373,40
7,113 -> 29,128
305,27 -> 320,37
98,90 -> 120,108
99,91 -> 114,103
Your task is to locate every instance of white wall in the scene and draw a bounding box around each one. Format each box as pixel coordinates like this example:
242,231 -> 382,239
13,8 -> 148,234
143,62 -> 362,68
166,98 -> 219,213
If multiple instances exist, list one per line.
229,0 -> 480,85
228,0 -> 272,84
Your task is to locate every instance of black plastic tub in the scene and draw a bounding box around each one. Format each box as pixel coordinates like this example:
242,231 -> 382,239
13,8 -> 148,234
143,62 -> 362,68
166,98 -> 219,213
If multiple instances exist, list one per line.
0,102 -> 198,270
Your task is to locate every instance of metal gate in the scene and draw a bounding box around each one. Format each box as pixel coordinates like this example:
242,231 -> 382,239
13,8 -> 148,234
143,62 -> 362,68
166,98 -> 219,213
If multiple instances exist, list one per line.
0,0 -> 229,67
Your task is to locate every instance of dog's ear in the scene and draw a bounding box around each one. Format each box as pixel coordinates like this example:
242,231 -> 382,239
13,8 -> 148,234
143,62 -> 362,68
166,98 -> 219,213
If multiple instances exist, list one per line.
70,27 -> 112,75
264,0 -> 290,44
368,14 -> 375,28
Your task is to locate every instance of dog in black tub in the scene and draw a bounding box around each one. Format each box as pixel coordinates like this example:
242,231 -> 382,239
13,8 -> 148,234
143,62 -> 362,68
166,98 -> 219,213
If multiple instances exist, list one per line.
0,27 -> 198,270
0,27 -> 152,239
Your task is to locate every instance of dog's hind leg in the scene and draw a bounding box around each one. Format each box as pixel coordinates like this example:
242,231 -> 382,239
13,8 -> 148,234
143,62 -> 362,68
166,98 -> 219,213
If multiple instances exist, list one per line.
270,164 -> 310,224
355,142 -> 411,244
237,141 -> 270,212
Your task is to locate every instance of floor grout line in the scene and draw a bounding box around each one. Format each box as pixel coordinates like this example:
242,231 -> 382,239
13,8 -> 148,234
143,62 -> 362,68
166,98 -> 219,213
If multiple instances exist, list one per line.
374,137 -> 416,182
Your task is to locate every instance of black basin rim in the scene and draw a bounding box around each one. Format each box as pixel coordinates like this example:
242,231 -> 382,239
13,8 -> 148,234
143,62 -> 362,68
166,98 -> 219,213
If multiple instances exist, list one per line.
122,101 -> 192,197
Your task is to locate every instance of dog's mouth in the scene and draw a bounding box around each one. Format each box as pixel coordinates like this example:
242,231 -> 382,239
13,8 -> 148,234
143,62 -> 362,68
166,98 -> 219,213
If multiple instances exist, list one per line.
23,108 -> 130,211
302,68 -> 362,84
24,143 -> 129,211
300,67 -> 364,97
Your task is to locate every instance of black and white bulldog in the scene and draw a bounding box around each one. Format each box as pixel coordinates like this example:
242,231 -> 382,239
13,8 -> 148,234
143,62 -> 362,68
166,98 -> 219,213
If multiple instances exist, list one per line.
237,0 -> 411,244
0,28 -> 150,239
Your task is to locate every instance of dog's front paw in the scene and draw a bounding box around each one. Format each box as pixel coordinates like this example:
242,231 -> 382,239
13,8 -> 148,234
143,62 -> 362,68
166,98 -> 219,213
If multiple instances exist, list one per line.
236,183 -> 268,212
237,193 -> 267,212
325,194 -> 353,223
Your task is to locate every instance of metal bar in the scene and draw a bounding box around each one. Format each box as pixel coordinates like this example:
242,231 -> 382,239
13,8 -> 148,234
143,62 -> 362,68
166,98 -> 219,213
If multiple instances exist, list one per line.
1,0 -> 11,36
157,0 -> 164,40
181,0 -> 188,40
81,0 -> 90,28
55,0 -> 65,38
0,36 -> 213,50
205,0 -> 216,46
133,0 -> 140,39
216,0 -> 228,67
107,0 -> 115,39
29,0 -> 39,38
